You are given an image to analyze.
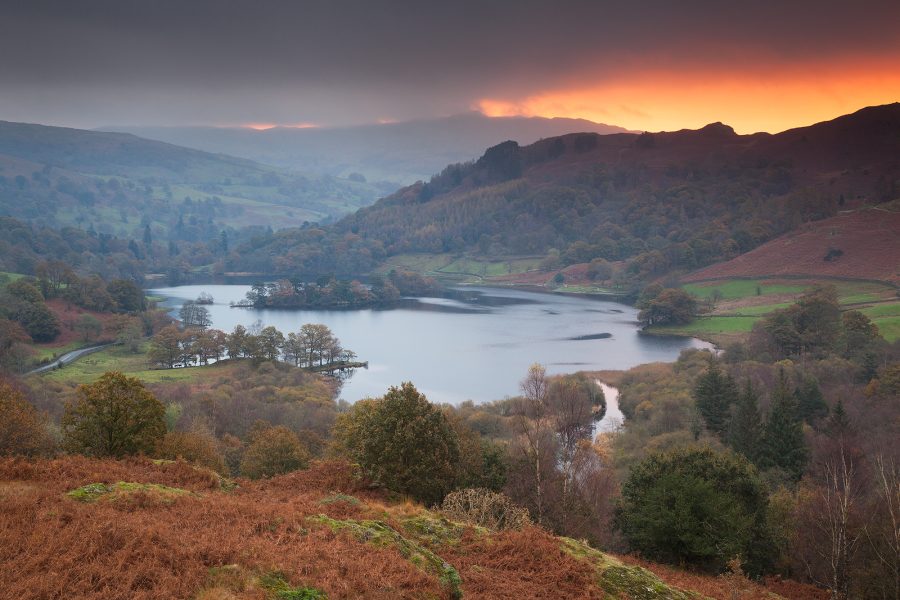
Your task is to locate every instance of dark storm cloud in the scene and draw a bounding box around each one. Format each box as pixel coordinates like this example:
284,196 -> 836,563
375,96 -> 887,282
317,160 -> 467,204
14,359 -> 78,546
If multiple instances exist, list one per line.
0,0 -> 898,126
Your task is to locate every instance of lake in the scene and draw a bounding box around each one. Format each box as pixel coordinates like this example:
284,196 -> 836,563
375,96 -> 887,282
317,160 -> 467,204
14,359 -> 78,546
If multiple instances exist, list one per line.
151,284 -> 710,404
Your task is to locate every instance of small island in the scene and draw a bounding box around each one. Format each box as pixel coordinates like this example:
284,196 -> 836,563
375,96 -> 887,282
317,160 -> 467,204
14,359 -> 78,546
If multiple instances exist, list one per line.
233,270 -> 442,310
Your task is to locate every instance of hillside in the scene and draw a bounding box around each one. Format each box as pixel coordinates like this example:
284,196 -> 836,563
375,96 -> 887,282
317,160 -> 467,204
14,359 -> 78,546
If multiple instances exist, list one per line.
683,207 -> 900,284
104,113 -> 633,184
232,104 -> 900,279
0,121 -> 391,239
0,456 -> 825,600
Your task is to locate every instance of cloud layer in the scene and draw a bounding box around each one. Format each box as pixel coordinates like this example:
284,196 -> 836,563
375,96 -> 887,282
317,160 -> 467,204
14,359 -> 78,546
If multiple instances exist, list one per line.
1,0 -> 898,130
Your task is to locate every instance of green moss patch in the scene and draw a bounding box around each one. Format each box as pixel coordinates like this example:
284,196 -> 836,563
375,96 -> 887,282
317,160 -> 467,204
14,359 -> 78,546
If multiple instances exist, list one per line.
308,514 -> 462,598
401,513 -> 478,547
67,481 -> 192,503
258,571 -> 327,599
318,493 -> 361,506
560,537 -> 705,600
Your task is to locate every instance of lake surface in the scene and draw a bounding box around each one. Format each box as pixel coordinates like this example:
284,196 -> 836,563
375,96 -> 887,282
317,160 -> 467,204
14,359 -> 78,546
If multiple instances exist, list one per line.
151,284 -> 710,404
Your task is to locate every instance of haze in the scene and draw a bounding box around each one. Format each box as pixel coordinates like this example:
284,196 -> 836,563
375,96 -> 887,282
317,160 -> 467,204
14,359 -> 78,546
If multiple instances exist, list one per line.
1,0 -> 899,133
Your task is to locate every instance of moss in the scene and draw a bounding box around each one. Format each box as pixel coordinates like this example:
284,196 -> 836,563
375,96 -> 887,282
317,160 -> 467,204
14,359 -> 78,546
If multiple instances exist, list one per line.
401,513 -> 480,546
258,571 -> 327,599
308,514 -> 462,599
318,493 -> 361,506
66,481 -> 192,503
559,537 -> 707,600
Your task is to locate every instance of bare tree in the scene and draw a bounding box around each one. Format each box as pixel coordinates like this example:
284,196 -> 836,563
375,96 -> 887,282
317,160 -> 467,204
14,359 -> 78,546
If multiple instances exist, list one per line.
867,455 -> 900,600
512,363 -> 552,524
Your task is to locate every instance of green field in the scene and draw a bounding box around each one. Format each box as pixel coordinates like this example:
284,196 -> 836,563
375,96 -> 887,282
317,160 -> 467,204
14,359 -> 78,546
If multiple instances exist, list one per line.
380,253 -> 542,281
675,277 -> 900,344
683,280 -> 807,300
31,341 -> 84,363
719,302 -> 793,316
684,278 -> 894,304
650,316 -> 758,337
38,343 -> 214,385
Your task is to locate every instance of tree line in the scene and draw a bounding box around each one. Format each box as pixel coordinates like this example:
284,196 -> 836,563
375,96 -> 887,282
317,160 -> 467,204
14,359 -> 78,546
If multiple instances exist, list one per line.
148,321 -> 355,370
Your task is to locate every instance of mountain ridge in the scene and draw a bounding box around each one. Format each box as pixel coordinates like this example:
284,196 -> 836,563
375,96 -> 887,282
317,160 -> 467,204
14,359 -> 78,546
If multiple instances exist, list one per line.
102,112 -> 634,184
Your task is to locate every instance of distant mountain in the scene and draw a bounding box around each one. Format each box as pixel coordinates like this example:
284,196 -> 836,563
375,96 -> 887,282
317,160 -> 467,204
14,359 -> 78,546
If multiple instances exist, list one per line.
232,104 -> 900,279
0,120 -> 392,240
103,113 -> 633,184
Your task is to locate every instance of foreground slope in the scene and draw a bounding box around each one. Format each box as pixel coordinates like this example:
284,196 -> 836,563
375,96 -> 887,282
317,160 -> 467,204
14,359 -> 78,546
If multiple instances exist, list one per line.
0,457 -> 823,599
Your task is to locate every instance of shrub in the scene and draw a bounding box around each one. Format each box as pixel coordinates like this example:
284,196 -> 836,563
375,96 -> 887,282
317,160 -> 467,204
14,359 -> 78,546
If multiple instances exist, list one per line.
440,488 -> 530,530
240,424 -> 310,479
155,430 -> 226,474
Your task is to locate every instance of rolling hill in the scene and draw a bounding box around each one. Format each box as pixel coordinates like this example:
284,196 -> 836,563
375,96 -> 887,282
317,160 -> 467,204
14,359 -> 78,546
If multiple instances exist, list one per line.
0,120 -> 393,240
104,113 -> 633,184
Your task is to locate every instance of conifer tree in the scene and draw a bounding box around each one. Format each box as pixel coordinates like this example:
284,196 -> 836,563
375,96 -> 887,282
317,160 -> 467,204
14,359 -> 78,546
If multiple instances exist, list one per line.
728,380 -> 762,464
693,363 -> 739,440
795,375 -> 828,426
762,369 -> 808,481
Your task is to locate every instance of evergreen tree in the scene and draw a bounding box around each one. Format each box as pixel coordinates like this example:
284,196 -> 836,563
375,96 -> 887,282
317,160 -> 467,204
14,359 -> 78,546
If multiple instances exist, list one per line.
762,369 -> 808,481
693,363 -> 739,440
794,375 -> 828,426
728,380 -> 762,463
826,399 -> 852,436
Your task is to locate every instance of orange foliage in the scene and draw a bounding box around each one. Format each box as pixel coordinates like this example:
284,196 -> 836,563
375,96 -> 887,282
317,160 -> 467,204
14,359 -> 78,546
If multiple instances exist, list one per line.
0,456 -> 826,599
619,555 -> 829,600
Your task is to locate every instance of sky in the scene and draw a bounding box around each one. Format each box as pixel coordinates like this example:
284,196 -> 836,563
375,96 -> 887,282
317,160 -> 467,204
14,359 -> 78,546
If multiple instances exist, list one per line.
1,0 -> 899,133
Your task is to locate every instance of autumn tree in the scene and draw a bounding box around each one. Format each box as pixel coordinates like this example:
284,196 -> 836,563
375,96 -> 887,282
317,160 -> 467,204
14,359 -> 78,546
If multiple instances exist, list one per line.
74,313 -> 103,342
332,382 -> 459,505
638,288 -> 697,327
0,378 -> 51,456
148,325 -> 186,368
107,278 -> 145,312
62,371 -> 166,457
239,423 -> 310,479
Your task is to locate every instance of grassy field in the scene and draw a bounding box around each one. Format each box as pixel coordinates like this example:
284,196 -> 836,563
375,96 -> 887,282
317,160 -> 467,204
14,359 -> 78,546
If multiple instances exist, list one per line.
650,316 -> 757,337
661,277 -> 900,344
37,343 -> 218,385
31,341 -> 85,363
379,253 -> 542,281
683,280 -> 807,300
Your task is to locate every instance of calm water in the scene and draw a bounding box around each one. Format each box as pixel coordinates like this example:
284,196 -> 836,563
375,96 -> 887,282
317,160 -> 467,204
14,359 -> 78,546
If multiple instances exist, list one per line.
151,284 -> 710,404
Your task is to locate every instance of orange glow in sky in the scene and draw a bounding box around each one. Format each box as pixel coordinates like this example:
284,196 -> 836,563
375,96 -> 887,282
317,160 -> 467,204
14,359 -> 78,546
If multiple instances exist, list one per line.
476,60 -> 900,133
241,122 -> 318,130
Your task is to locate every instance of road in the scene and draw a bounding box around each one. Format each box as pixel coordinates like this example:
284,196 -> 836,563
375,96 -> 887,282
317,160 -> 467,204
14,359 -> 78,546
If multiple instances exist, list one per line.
26,343 -> 115,376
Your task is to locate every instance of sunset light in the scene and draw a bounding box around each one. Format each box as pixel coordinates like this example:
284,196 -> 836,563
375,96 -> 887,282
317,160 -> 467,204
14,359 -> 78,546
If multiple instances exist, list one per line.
240,122 -> 319,130
477,59 -> 900,133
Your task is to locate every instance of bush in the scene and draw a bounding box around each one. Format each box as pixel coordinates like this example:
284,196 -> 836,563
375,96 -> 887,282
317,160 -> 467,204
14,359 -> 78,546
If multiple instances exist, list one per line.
440,488 -> 530,530
156,430 -> 226,474
615,447 -> 771,575
240,424 -> 310,479
62,371 -> 166,457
